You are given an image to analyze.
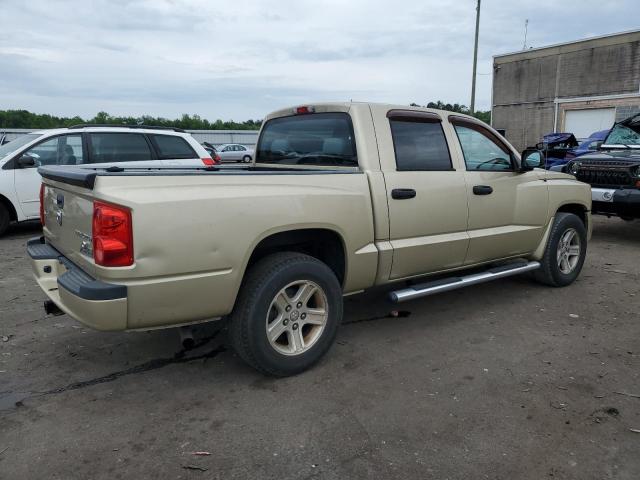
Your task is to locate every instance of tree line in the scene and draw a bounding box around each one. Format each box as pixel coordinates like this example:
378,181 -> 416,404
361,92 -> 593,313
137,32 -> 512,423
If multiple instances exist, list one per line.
0,110 -> 262,130
0,102 -> 490,130
410,101 -> 491,124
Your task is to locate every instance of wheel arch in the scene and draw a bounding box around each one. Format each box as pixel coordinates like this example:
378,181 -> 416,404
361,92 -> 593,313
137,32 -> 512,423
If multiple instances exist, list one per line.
532,202 -> 590,260
0,193 -> 19,222
242,227 -> 348,288
556,202 -> 589,227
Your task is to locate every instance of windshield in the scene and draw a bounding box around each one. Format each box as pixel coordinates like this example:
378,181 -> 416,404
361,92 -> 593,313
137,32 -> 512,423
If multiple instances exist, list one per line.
0,133 -> 41,159
603,123 -> 640,146
256,113 -> 357,167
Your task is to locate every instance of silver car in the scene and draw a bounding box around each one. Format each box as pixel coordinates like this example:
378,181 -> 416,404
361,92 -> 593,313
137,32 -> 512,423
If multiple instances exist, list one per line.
216,143 -> 254,163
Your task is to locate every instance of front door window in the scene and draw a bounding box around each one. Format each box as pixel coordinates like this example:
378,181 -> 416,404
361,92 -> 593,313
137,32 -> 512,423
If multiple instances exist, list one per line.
454,125 -> 513,171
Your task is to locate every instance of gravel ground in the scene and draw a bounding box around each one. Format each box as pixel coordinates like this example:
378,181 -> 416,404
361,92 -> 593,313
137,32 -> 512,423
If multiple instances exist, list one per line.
0,216 -> 638,479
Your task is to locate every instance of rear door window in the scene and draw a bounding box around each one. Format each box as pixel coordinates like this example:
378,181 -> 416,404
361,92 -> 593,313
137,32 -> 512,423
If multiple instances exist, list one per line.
256,112 -> 357,167
149,134 -> 198,159
88,133 -> 153,163
389,119 -> 452,171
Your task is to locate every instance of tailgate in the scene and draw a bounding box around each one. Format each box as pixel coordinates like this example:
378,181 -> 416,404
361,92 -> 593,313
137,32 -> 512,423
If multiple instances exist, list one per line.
42,181 -> 96,276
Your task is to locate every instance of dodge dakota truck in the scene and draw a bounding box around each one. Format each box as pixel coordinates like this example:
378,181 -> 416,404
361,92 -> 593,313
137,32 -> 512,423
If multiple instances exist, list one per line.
28,103 -> 592,376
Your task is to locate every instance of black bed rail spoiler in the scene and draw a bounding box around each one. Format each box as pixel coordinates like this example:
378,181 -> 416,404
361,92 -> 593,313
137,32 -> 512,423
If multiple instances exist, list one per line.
37,165 -> 361,189
38,166 -> 98,189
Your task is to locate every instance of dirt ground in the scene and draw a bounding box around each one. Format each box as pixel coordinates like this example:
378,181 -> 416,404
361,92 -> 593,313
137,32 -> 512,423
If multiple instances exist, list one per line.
0,216 -> 638,479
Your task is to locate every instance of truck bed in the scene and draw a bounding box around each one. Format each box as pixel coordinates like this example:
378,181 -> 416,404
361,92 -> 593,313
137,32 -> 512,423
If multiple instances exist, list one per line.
36,163 -> 378,330
38,164 -> 360,190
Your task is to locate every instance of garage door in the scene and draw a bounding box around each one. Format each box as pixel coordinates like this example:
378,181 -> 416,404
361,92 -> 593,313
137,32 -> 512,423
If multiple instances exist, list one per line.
564,108 -> 615,140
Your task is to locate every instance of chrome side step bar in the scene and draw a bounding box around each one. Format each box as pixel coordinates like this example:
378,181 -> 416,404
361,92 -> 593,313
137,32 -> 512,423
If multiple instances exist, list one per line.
389,260 -> 541,303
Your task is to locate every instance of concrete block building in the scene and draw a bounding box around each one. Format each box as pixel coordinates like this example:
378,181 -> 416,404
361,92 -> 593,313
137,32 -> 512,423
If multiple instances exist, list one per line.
491,30 -> 640,151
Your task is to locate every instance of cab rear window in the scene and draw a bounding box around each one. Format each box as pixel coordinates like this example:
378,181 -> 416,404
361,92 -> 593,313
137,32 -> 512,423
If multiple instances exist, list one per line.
256,113 -> 357,167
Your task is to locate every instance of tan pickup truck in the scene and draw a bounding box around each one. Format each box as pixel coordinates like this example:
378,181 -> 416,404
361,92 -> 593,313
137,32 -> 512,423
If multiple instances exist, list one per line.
28,102 -> 592,375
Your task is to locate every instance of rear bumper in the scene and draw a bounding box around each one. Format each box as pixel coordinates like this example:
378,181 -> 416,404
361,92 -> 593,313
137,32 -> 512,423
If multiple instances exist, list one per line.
27,237 -> 128,331
592,188 -> 640,218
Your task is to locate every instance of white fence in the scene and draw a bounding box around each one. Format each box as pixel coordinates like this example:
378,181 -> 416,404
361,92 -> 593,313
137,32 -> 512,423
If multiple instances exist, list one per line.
0,128 -> 260,147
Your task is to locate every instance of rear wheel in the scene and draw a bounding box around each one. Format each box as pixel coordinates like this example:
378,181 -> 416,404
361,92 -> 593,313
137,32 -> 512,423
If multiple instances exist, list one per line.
0,204 -> 10,237
229,252 -> 342,376
533,212 -> 587,287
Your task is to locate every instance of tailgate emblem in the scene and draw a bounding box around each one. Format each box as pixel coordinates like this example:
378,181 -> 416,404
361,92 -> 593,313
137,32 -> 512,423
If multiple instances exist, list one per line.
55,210 -> 63,226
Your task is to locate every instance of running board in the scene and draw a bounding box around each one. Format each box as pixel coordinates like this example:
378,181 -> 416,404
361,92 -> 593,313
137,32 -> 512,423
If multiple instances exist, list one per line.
389,260 -> 541,303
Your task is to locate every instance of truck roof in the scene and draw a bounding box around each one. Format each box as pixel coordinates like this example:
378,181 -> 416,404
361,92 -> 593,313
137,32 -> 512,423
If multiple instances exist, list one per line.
264,101 -> 486,125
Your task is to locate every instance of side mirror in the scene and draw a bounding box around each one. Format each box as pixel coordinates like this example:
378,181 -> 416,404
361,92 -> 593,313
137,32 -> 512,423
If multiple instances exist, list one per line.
17,154 -> 36,168
520,148 -> 544,172
535,142 -> 545,150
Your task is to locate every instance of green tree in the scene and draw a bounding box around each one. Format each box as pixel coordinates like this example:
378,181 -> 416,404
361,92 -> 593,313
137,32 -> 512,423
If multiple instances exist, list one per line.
0,110 -> 263,130
411,101 -> 491,124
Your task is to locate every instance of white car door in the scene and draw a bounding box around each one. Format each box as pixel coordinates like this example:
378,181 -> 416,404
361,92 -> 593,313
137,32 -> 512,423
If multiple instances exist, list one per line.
219,145 -> 234,162
14,135 -> 79,218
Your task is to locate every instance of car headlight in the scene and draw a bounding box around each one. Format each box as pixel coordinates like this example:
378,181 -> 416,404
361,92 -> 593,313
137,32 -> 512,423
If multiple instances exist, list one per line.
567,161 -> 580,176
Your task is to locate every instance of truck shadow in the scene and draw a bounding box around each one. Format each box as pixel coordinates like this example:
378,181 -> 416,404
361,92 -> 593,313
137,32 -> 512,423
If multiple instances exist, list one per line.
2,220 -> 42,240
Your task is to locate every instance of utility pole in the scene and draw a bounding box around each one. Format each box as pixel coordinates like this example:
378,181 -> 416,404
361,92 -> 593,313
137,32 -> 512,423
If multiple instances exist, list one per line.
470,0 -> 481,114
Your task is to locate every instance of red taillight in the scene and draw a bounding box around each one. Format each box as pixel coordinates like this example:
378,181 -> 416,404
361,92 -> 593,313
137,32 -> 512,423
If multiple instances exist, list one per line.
39,183 -> 45,225
92,201 -> 133,267
295,106 -> 315,115
201,156 -> 220,166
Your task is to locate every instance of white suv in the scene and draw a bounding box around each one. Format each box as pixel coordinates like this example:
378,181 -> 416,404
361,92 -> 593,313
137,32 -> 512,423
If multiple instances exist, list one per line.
0,125 -> 215,236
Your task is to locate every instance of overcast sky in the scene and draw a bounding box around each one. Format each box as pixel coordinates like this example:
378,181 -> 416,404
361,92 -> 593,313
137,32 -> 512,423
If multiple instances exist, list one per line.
1,0 -> 638,121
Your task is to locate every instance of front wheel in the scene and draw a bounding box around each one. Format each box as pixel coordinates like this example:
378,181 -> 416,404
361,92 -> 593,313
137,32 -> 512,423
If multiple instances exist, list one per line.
229,252 -> 342,376
533,212 -> 587,287
242,155 -> 252,163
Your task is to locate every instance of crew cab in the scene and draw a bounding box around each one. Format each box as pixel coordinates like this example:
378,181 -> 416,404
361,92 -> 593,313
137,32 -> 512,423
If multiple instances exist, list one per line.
0,125 -> 215,236
564,113 -> 640,220
29,103 -> 592,376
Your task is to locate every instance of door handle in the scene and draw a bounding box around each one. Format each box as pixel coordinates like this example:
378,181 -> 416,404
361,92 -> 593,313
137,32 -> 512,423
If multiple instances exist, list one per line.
391,188 -> 416,200
473,185 -> 493,195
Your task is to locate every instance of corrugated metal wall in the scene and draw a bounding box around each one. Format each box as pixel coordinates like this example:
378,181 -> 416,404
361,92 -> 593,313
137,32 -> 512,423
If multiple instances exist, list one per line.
0,129 -> 260,146
186,130 -> 259,146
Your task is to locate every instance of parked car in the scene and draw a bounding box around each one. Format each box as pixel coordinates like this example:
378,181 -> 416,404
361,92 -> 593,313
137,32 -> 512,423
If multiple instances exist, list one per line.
0,125 -> 217,236
202,142 -> 222,163
216,143 -> 254,163
565,113 -> 640,221
566,129 -> 610,159
29,102 -> 591,376
536,133 -> 579,169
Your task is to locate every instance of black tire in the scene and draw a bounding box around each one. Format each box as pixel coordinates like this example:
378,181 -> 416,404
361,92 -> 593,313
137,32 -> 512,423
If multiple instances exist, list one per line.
242,155 -> 252,163
229,252 -> 342,376
533,212 -> 587,287
0,204 -> 10,237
